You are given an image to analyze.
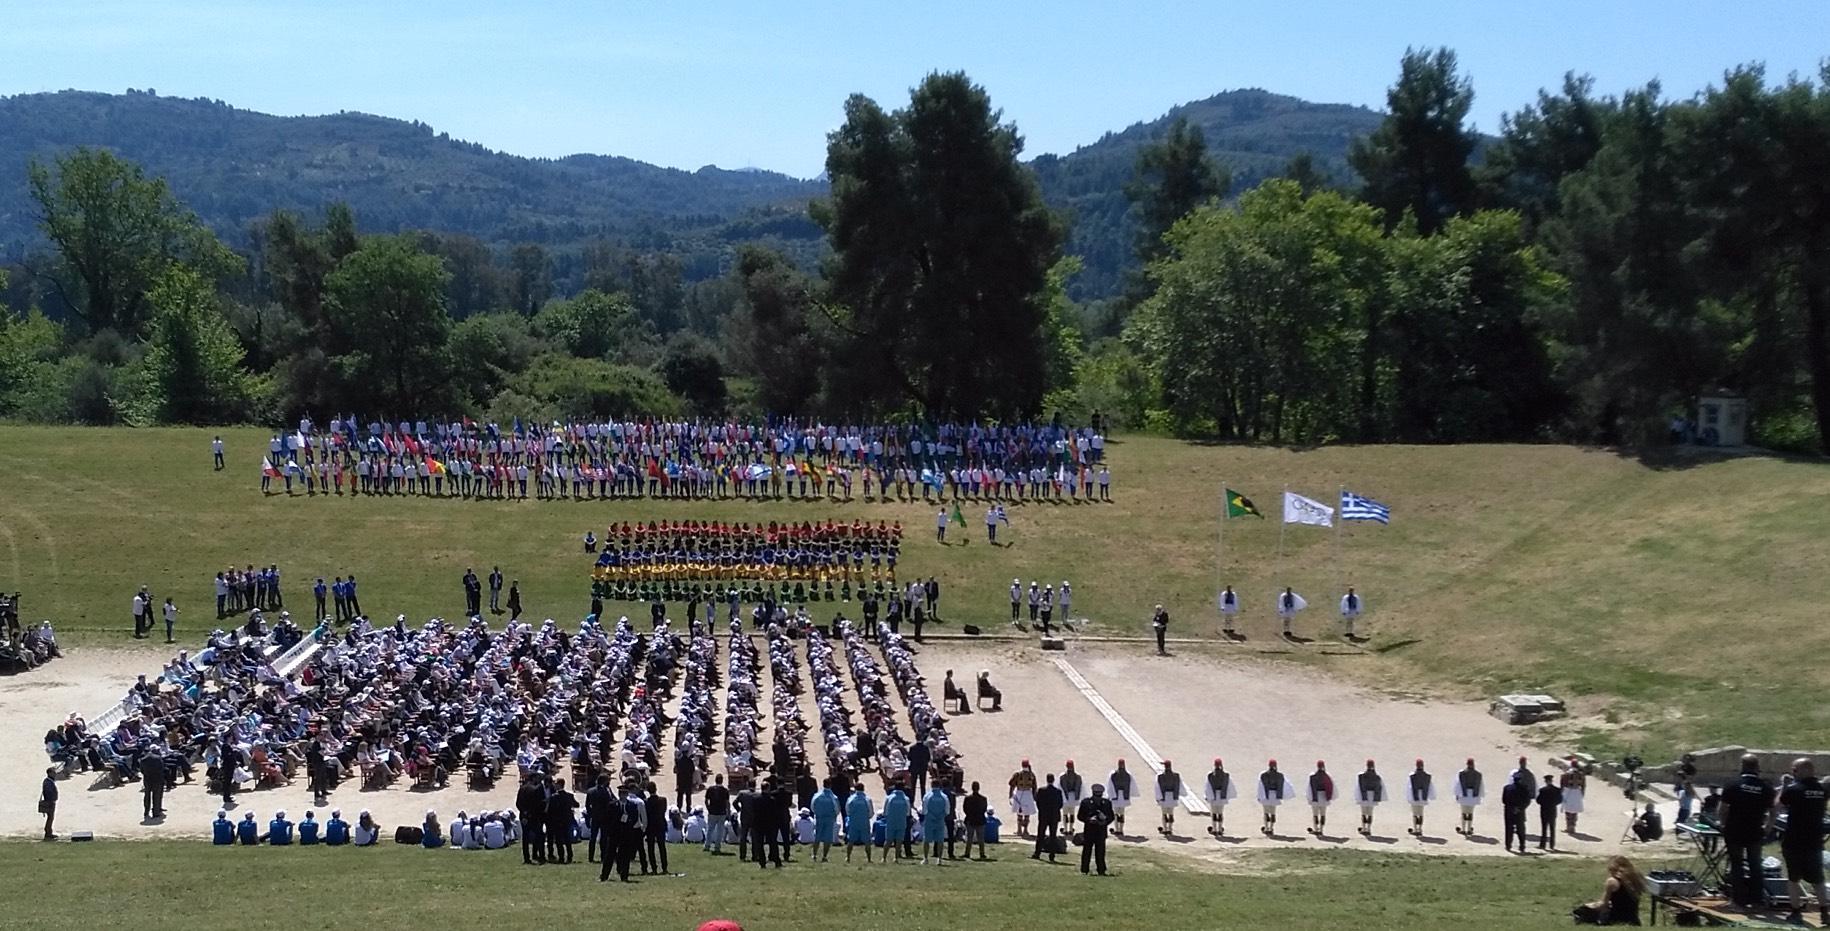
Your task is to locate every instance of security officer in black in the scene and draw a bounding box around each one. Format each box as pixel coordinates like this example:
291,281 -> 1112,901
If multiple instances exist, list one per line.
1719,754 -> 1777,907
1077,783 -> 1115,875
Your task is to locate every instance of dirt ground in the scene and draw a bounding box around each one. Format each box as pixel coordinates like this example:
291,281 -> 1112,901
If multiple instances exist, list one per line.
2,642 -> 1648,861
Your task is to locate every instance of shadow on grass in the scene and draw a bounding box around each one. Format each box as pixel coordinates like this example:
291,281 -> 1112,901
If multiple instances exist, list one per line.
1373,638 -> 1421,654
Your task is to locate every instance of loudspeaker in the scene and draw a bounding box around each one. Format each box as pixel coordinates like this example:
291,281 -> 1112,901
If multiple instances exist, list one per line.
71,831 -> 95,842
961,624 -> 981,636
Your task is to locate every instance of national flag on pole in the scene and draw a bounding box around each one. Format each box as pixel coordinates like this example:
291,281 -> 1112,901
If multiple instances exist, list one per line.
262,457 -> 281,478
424,457 -> 446,476
1340,490 -> 1391,524
950,502 -> 967,527
1224,488 -> 1263,519
1282,491 -> 1335,527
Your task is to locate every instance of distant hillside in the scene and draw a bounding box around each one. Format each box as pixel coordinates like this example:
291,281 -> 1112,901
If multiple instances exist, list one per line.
0,90 -> 828,279
0,88 -> 1382,298
1031,88 -> 1385,300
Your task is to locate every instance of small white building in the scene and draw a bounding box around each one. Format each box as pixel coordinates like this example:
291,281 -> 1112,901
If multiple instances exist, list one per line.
1696,393 -> 1747,447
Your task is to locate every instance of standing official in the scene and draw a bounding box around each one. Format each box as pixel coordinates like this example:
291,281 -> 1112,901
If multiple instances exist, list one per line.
1151,605 -> 1168,656
1534,774 -> 1563,850
1500,772 -> 1532,853
1719,754 -> 1776,907
585,776 -> 614,863
1032,774 -> 1064,861
1077,784 -> 1115,876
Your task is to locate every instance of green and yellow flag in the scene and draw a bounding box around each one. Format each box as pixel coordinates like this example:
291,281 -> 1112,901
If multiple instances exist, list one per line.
1225,488 -> 1263,518
950,501 -> 967,527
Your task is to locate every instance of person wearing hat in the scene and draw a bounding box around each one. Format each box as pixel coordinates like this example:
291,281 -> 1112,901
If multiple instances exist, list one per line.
1007,760 -> 1038,838
1155,760 -> 1184,836
1059,760 -> 1085,837
237,811 -> 260,845
1204,758 -> 1238,837
1076,783 -> 1115,876
1107,759 -> 1136,835
1257,759 -> 1294,836
298,810 -> 321,845
1355,760 -> 1386,837
1151,605 -> 1168,655
1454,759 -> 1483,836
1306,761 -> 1335,836
1010,580 -> 1021,623
211,809 -> 235,845
1407,759 -> 1437,836
325,809 -> 351,846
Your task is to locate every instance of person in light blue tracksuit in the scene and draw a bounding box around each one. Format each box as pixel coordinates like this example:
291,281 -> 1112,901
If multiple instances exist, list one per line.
844,787 -> 875,863
921,784 -> 950,864
811,783 -> 840,862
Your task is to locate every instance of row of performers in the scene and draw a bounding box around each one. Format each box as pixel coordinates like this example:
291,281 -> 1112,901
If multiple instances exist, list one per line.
591,548 -> 899,579
589,578 -> 901,606
1009,757 -> 1506,839
590,520 -> 904,548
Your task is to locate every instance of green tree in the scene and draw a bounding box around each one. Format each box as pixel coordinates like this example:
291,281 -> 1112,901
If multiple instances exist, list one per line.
1479,73 -> 1609,226
510,354 -> 683,421
816,72 -> 1063,418
0,271 -> 68,417
323,236 -> 455,413
448,312 -> 538,407
726,245 -> 821,414
138,265 -> 255,423
1125,117 -> 1231,267
256,204 -> 359,333
28,147 -> 240,334
1282,152 -> 1332,197
508,242 -> 553,316
535,289 -> 638,360
659,334 -> 728,416
1349,48 -> 1480,235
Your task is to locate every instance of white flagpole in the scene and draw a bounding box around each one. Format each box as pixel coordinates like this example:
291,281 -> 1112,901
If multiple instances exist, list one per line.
1217,480 -> 1226,595
1275,483 -> 1289,587
1335,484 -> 1346,595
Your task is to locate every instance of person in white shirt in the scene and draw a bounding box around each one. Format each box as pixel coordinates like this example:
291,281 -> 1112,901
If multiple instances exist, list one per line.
450,811 -> 470,849
212,436 -> 225,471
131,591 -> 147,640
936,508 -> 948,544
162,598 -> 178,644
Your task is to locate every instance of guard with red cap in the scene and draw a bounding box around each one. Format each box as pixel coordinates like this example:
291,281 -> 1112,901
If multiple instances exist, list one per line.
1307,760 -> 1335,836
1356,759 -> 1386,836
1256,759 -> 1295,836
1107,759 -> 1135,835
1454,758 -> 1484,836
1007,759 -> 1038,838
1154,760 -> 1183,835
1059,760 -> 1084,835
1407,758 -> 1436,836
1204,757 -> 1237,837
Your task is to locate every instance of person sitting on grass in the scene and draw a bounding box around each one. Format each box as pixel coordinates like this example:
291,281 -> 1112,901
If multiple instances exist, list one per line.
1572,855 -> 1644,925
353,810 -> 380,847
1630,803 -> 1663,842
264,810 -> 294,846
422,811 -> 446,848
325,810 -> 350,846
212,810 -> 234,845
298,811 -> 320,845
237,811 -> 260,845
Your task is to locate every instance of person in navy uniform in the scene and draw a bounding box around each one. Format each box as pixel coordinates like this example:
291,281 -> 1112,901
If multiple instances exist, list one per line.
1076,783 -> 1115,876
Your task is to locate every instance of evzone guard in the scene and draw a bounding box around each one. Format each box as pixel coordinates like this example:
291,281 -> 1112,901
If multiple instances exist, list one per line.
1218,586 -> 1239,637
1154,760 -> 1183,836
1106,759 -> 1135,835
1407,759 -> 1436,836
1203,758 -> 1237,837
1356,760 -> 1385,836
1307,760 -> 1335,835
1276,587 -> 1307,638
1454,758 -> 1483,836
1257,759 -> 1295,836
1059,760 -> 1084,837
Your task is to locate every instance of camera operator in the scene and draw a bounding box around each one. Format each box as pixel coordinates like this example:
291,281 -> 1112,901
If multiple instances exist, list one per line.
1719,754 -> 1776,908
1769,758 -> 1828,926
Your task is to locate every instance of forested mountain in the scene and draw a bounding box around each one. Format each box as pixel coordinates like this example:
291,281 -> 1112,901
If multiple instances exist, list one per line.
1031,89 -> 1385,298
0,88 -> 1382,298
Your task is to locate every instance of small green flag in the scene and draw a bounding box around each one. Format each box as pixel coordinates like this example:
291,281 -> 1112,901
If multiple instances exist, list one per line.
1225,488 -> 1263,519
950,502 -> 967,527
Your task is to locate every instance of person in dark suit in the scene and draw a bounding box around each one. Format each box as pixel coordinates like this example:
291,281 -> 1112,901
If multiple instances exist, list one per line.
1535,775 -> 1564,850
908,739 -> 932,797
139,748 -> 166,819
643,781 -> 670,874
40,766 -> 58,840
1077,783 -> 1115,875
1500,773 -> 1533,854
516,775 -> 548,864
545,777 -> 578,864
584,776 -> 614,863
1033,772 -> 1065,861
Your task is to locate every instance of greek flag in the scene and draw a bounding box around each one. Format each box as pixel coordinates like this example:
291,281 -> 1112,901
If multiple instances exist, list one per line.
1340,490 -> 1390,524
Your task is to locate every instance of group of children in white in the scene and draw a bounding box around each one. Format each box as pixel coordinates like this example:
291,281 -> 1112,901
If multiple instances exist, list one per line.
1007,755 -> 1569,841
1215,488 -> 1391,638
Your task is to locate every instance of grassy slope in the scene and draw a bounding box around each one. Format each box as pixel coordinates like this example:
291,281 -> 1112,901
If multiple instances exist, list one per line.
1,426 -> 1824,758
0,842 -> 1594,931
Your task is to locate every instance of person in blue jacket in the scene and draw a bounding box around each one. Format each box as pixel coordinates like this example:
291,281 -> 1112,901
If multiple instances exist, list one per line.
211,810 -> 235,845
844,786 -> 875,863
265,810 -> 294,846
421,811 -> 445,848
921,783 -> 951,864
237,811 -> 260,845
811,781 -> 840,862
324,809 -> 351,846
298,811 -> 320,845
883,787 -> 912,861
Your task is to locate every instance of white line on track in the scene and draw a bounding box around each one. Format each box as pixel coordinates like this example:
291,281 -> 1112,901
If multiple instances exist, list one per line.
1051,656 -> 1210,815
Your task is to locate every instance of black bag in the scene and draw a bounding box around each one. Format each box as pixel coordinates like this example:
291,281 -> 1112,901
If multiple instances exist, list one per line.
962,624 -> 981,636
1045,835 -> 1068,854
395,825 -> 422,845
38,800 -> 53,815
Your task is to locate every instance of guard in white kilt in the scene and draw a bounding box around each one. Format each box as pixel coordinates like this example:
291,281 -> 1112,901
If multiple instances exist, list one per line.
1256,760 -> 1295,836
1453,758 -> 1483,836
1107,759 -> 1136,835
1275,588 -> 1307,637
1007,760 -> 1039,837
1306,760 -> 1335,836
1339,587 -> 1364,638
1218,586 -> 1240,637
1406,759 -> 1436,836
1203,758 -> 1237,837
1059,760 -> 1084,835
1355,760 -> 1385,836
1559,759 -> 1586,836
1155,760 -> 1183,835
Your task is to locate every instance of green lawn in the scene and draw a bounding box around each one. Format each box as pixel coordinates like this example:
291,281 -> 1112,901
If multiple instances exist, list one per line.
0,841 -> 1598,931
1,425 -> 1824,758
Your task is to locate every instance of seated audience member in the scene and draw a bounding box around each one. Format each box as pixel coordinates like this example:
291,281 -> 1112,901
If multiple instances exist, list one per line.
977,670 -> 1003,711
1630,803 -> 1663,842
354,810 -> 380,847
422,811 -> 445,848
944,670 -> 969,714
462,817 -> 485,850
482,813 -> 509,849
212,810 -> 235,845
298,811 -> 321,845
266,810 -> 295,846
1573,855 -> 1644,926
325,810 -> 351,846
237,812 -> 260,845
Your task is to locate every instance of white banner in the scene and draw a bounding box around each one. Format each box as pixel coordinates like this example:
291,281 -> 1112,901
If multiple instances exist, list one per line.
1283,491 -> 1334,527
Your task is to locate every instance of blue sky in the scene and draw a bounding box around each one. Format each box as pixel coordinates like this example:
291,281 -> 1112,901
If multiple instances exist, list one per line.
1,1 -> 1824,178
